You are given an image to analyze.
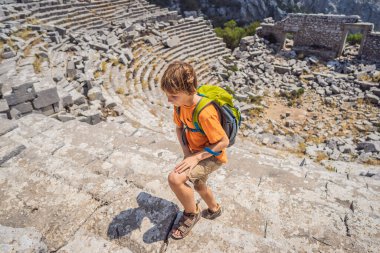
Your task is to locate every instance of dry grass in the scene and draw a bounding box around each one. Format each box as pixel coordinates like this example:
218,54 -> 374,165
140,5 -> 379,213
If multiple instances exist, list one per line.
358,72 -> 380,83
33,55 -> 43,73
325,165 -> 337,172
249,95 -> 263,104
248,107 -> 264,118
31,38 -> 43,47
297,142 -> 307,154
110,58 -> 119,66
363,159 -> 380,166
101,61 -> 107,73
94,71 -> 102,79
305,135 -> 326,145
149,108 -> 158,117
23,44 -> 32,56
315,152 -> 329,163
14,29 -> 32,40
358,74 -> 372,82
125,70 -> 131,80
373,72 -> 380,82
134,62 -> 141,69
142,80 -> 149,90
26,17 -> 40,25
6,39 -> 16,51
115,86 -> 125,94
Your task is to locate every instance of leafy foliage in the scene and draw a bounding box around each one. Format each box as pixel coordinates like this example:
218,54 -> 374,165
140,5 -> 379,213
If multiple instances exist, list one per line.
214,20 -> 260,50
347,33 -> 363,45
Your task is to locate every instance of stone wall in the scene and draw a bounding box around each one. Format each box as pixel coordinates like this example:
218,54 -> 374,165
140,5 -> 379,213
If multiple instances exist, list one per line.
0,81 -> 64,120
257,13 -> 380,61
283,14 -> 359,51
361,32 -> 380,62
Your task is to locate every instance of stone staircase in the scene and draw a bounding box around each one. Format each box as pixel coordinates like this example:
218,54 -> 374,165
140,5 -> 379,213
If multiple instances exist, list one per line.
1,113 -> 379,252
102,17 -> 231,109
0,0 -> 179,32
1,2 -> 379,251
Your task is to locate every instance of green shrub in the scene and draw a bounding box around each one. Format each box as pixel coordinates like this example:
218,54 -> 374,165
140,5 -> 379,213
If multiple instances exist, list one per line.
245,21 -> 260,36
281,88 -> 305,107
347,33 -> 362,45
214,20 -> 260,50
229,64 -> 238,72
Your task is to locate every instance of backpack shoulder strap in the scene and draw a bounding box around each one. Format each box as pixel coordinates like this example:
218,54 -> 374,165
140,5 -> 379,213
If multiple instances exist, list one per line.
174,106 -> 182,124
175,106 -> 180,115
192,97 -> 213,134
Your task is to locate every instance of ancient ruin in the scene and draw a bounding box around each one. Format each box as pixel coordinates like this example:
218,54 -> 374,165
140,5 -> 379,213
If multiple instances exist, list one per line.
0,1 -> 379,252
258,13 -> 380,61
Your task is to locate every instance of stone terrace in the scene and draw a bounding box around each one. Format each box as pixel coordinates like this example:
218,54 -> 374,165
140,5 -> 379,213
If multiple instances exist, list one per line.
1,114 -> 379,252
0,2 -> 379,252
0,0 -> 180,32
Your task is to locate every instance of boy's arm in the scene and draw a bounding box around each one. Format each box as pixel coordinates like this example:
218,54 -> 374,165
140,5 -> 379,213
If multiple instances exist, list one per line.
174,135 -> 229,173
192,135 -> 229,162
176,126 -> 191,157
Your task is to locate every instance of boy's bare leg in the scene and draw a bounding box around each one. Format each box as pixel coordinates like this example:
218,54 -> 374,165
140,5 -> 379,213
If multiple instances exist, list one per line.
168,171 -> 197,214
194,182 -> 219,212
168,171 -> 199,237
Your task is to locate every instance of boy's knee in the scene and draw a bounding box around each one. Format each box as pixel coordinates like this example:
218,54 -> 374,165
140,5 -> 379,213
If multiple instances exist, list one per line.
194,181 -> 207,192
168,171 -> 182,186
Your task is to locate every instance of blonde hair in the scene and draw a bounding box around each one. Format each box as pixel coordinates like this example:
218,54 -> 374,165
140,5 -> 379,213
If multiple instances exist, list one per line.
160,61 -> 197,95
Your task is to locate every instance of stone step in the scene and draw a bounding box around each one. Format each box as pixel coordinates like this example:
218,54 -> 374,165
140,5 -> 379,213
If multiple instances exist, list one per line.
165,18 -> 205,35
168,23 -> 211,39
169,42 -> 226,63
1,116 -> 177,252
160,32 -> 215,60
1,113 -> 379,252
0,137 -> 26,166
165,37 -> 224,62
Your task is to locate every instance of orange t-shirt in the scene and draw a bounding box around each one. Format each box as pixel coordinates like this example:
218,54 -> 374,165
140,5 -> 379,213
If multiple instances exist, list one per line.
173,102 -> 228,163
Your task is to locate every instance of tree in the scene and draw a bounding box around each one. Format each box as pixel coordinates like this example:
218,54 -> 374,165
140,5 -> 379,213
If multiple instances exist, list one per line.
214,20 -> 260,50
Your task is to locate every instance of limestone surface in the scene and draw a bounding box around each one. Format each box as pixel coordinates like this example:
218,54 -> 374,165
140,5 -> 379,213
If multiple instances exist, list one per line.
0,114 -> 379,252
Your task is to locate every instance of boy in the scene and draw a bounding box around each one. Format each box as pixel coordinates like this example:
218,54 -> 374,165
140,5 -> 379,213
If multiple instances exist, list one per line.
160,61 -> 229,240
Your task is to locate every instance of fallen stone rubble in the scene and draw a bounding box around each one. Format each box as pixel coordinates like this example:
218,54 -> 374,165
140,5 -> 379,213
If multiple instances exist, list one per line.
209,35 -> 380,165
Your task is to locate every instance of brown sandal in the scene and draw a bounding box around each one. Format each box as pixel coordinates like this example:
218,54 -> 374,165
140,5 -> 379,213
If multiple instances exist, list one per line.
171,205 -> 201,240
201,203 -> 222,220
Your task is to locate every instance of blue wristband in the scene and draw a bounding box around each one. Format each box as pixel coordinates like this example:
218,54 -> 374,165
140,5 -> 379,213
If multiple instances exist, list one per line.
204,147 -> 222,156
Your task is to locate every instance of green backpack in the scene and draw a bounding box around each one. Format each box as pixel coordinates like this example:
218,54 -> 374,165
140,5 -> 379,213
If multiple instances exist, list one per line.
176,84 -> 241,148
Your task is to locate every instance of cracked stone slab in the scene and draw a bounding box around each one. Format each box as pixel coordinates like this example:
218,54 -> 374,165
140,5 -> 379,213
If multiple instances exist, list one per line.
0,137 -> 25,165
0,161 -> 100,251
0,225 -> 48,253
0,118 -> 18,136
1,113 -> 379,252
79,191 -> 179,253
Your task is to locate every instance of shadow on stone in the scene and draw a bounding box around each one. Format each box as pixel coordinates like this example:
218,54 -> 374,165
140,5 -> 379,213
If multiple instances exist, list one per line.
107,192 -> 179,244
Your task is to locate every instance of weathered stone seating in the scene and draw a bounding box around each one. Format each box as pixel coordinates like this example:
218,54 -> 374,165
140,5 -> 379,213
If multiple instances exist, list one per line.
1,113 -> 379,252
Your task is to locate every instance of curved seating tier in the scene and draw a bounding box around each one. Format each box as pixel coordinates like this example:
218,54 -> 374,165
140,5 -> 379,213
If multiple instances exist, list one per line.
0,0 -> 179,32
1,1 -> 232,130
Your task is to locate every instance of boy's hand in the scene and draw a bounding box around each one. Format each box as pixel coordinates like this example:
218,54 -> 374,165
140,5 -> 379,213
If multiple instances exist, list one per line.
174,155 -> 199,174
183,150 -> 192,159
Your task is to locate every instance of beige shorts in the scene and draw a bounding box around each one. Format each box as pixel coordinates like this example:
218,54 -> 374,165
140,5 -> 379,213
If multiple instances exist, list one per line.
186,156 -> 223,185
